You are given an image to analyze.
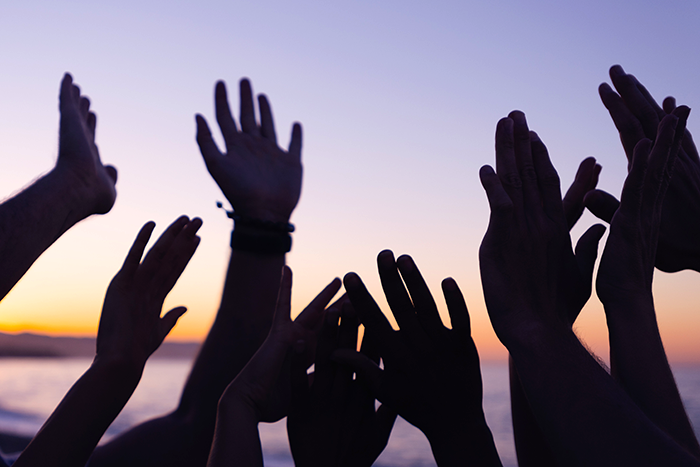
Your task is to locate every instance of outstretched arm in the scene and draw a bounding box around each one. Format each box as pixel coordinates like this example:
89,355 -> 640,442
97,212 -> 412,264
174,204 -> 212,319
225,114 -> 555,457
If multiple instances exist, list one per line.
596,107 -> 700,456
479,112 -> 699,466
90,78 -> 303,467
334,252 -> 502,467
207,268 -> 340,467
13,216 -> 200,467
0,73 -> 117,300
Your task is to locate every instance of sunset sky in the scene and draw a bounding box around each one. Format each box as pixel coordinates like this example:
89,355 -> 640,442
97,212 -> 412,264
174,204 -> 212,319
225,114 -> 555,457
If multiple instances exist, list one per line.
1,0 -> 699,362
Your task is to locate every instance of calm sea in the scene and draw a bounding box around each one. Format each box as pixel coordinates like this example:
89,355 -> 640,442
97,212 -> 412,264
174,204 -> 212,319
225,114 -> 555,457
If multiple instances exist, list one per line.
0,359 -> 699,467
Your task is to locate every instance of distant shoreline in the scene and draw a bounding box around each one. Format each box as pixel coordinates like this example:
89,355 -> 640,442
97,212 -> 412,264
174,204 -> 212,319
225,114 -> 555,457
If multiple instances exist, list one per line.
0,331 -> 200,359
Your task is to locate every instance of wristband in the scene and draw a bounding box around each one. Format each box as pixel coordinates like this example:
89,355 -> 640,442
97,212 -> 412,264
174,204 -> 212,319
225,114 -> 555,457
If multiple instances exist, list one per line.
217,202 -> 294,254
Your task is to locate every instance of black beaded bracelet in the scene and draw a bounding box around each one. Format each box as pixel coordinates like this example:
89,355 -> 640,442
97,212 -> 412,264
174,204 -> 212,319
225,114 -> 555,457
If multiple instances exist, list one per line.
217,201 -> 295,232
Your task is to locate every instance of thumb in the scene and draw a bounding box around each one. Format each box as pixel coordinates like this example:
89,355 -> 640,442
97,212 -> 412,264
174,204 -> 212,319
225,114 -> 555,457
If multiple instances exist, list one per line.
575,224 -> 607,283
584,189 -> 620,223
159,306 -> 188,341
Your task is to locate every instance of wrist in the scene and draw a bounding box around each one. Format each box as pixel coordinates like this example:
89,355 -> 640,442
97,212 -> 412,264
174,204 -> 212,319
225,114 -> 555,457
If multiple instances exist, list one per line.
90,355 -> 144,387
426,418 -> 501,466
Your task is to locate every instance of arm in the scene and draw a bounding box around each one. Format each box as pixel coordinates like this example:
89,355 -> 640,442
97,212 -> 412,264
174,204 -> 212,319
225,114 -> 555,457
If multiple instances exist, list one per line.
0,73 -> 117,300
596,107 -> 700,456
90,78 -> 302,466
207,267 -> 341,467
335,252 -> 502,467
592,64 -> 700,273
479,113 -> 698,465
13,216 -> 201,467
287,300 -> 397,467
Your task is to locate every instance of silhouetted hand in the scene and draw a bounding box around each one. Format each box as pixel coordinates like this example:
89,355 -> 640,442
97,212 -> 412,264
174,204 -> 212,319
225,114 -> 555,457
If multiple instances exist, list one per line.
288,301 -> 397,467
218,268 -> 341,423
479,112 -> 606,339
196,79 -> 302,223
595,65 -> 700,272
97,216 -> 202,367
55,73 -> 118,219
335,251 -> 502,466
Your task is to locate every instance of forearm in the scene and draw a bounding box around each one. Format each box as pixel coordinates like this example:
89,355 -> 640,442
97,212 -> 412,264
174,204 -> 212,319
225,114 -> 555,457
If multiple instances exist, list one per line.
0,168 -> 88,300
505,322 -> 699,466
508,356 -> 559,467
178,243 -> 284,416
426,418 -> 502,467
14,357 -> 143,467
605,296 -> 700,456
207,397 -> 263,467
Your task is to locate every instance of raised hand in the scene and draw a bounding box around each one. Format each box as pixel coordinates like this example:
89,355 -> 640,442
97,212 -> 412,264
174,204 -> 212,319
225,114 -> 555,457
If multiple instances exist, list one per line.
335,251 -> 502,467
13,217 -> 201,467
196,79 -> 302,224
207,269 -> 341,467
595,65 -> 700,272
288,301 -> 397,467
55,73 -> 118,219
96,216 -> 202,367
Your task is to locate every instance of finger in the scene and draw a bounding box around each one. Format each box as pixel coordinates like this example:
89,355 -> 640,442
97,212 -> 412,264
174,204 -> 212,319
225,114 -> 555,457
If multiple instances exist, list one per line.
619,138 -> 652,217
195,115 -> 224,165
599,82 -> 645,164
294,277 -> 342,330
80,96 -> 90,118
139,216 -> 190,275
331,349 -> 383,397
290,340 -> 310,408
258,94 -> 277,144
495,117 -> 523,211
159,306 -> 188,341
87,112 -> 97,139
663,97 -> 677,114
480,165 -> 513,231
633,75 -> 666,120
288,123 -> 302,159
344,272 -> 400,360
239,78 -> 259,136
609,65 -> 661,140
105,165 -> 118,183
574,224 -> 606,292
59,73 -> 74,110
273,266 -> 293,327
120,221 -> 156,277
643,114 -> 678,207
359,322 -> 380,364
441,278 -> 471,335
396,254 -> 445,341
563,157 -> 600,230
333,303 -> 359,399
376,250 -> 422,336
157,218 -> 203,295
529,132 -> 565,227
312,309 -> 340,400
509,111 -> 541,211
584,190 -> 620,223
214,81 -> 240,151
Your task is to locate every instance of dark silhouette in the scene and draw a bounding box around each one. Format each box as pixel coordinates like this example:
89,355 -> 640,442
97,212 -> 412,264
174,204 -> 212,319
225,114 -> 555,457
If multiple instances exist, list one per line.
479,110 -> 698,465
335,251 -> 503,467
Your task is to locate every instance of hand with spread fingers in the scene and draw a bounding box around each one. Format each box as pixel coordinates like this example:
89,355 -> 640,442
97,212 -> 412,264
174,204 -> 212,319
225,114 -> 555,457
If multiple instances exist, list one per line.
195,79 -> 302,224
334,251 -> 502,467
207,268 -> 341,467
13,217 -> 201,467
287,301 -> 397,467
591,65 -> 700,272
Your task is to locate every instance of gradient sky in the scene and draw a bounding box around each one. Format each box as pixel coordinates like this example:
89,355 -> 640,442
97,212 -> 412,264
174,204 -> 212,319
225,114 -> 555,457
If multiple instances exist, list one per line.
0,0 -> 699,362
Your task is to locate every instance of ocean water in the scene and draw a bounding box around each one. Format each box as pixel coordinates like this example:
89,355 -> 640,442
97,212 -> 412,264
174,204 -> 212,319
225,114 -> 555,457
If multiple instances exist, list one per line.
0,359 -> 698,466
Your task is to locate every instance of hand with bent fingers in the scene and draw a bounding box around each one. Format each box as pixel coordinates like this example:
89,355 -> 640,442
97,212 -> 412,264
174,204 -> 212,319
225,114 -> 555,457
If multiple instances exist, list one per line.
207,268 -> 341,467
56,73 -> 118,219
97,216 -> 202,366
195,79 -> 302,224
288,301 -> 397,467
592,64 -> 700,272
334,251 -> 502,467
